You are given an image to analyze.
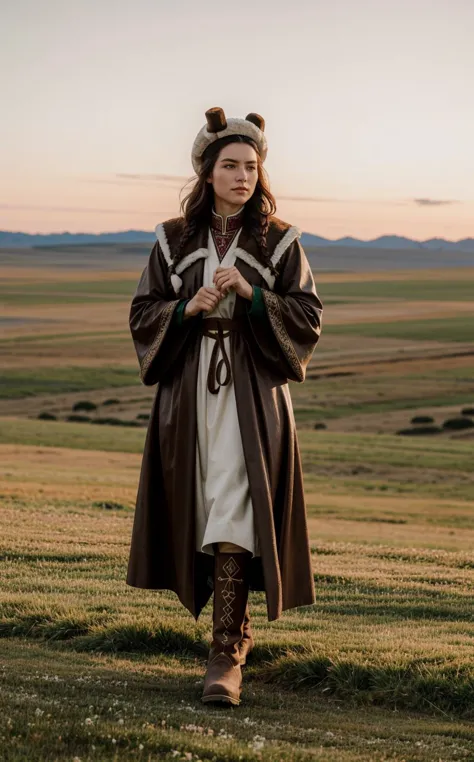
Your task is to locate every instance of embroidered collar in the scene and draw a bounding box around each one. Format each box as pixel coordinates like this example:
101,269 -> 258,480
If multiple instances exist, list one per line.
211,205 -> 245,235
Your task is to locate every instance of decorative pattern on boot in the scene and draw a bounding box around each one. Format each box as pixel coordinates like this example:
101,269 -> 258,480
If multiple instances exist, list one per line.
217,556 -> 243,645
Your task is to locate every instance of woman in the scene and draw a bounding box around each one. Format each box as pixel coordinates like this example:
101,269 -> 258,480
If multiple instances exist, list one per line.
127,107 -> 323,706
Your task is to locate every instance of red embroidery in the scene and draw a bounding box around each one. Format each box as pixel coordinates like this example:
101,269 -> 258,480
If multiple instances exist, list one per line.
210,207 -> 244,262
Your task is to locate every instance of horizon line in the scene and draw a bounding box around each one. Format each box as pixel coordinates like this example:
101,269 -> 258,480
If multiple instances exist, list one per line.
1,228 -> 473,245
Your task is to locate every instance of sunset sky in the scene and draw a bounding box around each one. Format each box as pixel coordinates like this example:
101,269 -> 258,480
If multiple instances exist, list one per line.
1,0 -> 473,241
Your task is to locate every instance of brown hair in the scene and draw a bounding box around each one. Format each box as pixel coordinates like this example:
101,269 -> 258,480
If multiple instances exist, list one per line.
174,135 -> 277,272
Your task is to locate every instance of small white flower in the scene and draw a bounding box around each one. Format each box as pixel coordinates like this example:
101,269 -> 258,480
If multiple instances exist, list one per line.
35,708 -> 44,717
118,718 -> 124,725
84,718 -> 93,726
111,738 -> 116,744
139,744 -> 144,750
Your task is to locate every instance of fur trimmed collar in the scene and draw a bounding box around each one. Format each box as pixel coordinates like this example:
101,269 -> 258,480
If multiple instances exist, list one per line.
155,215 -> 301,293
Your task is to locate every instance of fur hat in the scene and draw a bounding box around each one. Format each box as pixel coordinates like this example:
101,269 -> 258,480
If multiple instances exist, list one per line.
191,107 -> 267,174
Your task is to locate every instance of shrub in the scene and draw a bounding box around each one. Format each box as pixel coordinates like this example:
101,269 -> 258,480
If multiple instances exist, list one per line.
136,413 -> 150,420
72,400 -> 97,412
92,417 -> 142,427
442,417 -> 474,431
411,415 -> 434,424
461,407 -> 474,416
37,412 -> 57,420
102,398 -> 120,406
396,426 -> 442,436
66,414 -> 91,423
92,501 -> 127,511
314,422 -> 327,430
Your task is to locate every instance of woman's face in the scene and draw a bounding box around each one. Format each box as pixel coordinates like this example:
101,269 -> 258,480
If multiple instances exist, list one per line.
206,142 -> 259,207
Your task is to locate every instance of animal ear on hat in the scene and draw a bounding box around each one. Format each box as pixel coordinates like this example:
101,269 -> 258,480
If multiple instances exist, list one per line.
205,107 -> 227,133
246,112 -> 265,132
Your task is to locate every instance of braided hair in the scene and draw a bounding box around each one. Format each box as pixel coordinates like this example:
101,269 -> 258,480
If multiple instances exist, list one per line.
176,135 -> 277,273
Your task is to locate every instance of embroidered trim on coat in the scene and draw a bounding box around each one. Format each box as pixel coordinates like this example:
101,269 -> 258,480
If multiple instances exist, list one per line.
261,290 -> 304,381
139,300 -> 180,383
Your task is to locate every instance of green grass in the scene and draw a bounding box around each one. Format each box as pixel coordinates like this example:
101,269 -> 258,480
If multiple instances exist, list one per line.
294,393 -> 474,422
318,279 -> 474,302
323,315 -> 474,342
1,419 -> 473,503
0,279 -> 137,306
298,430 -> 473,471
0,416 -> 471,465
292,365 -> 474,422
0,330 -> 128,345
0,415 -> 145,451
0,367 -> 139,399
2,486 -> 474,760
5,643 -> 474,762
0,294 -> 128,305
299,431 -> 474,502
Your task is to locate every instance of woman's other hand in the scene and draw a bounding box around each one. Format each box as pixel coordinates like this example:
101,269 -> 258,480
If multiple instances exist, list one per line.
213,266 -> 253,301
184,286 -> 224,318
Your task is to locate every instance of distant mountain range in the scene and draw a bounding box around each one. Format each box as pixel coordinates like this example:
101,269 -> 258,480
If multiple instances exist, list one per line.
1,229 -> 473,252
299,233 -> 474,252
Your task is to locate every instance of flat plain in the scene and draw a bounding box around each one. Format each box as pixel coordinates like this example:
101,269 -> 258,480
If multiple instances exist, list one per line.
1,245 -> 474,761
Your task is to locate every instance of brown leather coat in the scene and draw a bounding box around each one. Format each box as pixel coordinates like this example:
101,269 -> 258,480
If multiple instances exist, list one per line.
126,216 -> 323,621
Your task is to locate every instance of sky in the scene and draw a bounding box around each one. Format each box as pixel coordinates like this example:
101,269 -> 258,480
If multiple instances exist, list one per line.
1,0 -> 473,241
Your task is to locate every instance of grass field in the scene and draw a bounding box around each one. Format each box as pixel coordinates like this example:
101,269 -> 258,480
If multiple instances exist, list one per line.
324,315 -> 474,343
1,254 -> 474,760
317,279 -> 474,302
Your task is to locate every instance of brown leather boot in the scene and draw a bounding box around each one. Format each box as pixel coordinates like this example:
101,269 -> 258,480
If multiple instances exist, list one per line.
201,550 -> 251,706
238,603 -> 255,666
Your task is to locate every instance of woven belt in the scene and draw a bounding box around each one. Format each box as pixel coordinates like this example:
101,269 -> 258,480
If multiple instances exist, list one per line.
200,317 -> 243,395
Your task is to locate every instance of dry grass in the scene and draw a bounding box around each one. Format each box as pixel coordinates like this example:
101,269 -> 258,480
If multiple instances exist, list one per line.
326,299 -> 474,325
314,266 -> 474,283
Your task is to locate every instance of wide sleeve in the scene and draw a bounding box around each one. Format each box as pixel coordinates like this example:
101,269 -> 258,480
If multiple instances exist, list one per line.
129,241 -> 199,385
246,239 -> 323,382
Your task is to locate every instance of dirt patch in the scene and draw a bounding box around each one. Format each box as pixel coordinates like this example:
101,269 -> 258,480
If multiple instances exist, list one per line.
327,299 -> 474,325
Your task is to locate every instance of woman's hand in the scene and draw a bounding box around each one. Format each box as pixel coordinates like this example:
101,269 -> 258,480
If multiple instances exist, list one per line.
212,266 -> 253,301
184,286 -> 224,318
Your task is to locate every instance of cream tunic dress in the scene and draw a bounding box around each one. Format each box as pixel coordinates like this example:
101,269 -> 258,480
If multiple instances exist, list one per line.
195,225 -> 260,557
